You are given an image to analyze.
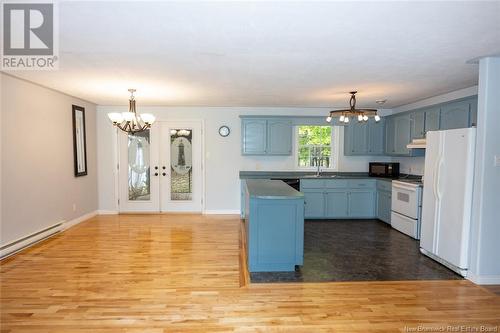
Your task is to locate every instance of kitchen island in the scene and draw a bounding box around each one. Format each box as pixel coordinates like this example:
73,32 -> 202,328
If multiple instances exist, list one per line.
244,179 -> 304,272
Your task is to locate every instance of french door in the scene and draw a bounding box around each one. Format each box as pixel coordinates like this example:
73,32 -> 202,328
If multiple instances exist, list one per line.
118,121 -> 203,213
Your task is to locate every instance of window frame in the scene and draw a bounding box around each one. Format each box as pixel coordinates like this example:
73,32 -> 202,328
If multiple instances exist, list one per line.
294,125 -> 339,171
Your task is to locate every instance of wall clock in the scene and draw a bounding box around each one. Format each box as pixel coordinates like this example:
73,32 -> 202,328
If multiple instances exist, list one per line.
218,126 -> 230,137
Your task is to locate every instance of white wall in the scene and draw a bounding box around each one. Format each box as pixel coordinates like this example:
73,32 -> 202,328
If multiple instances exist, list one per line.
1,74 -> 98,245
390,85 -> 478,175
97,106 -> 392,213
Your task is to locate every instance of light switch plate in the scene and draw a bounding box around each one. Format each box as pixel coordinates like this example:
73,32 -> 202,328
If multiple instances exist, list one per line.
495,155 -> 500,167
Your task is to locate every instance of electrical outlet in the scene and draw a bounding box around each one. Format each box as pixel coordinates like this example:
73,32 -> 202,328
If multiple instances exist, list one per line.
495,155 -> 500,167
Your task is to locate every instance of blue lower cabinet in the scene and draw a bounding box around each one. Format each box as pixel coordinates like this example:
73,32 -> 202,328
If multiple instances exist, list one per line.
325,190 -> 349,218
348,190 -> 375,218
376,190 -> 392,224
303,190 -> 325,218
246,198 -> 304,272
302,179 -> 376,219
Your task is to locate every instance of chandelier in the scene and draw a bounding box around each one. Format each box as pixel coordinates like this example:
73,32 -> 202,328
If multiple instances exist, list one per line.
326,91 -> 381,124
107,89 -> 156,134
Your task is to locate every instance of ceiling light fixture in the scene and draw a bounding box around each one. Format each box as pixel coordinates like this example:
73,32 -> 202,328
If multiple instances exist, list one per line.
107,89 -> 156,134
326,91 -> 381,124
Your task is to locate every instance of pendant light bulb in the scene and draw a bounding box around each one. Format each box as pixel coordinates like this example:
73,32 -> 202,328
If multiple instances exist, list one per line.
344,117 -> 350,123
375,115 -> 381,122
339,115 -> 345,122
358,115 -> 363,122
326,116 -> 332,123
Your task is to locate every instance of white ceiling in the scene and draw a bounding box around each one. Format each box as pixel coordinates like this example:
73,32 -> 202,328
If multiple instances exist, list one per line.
6,1 -> 500,108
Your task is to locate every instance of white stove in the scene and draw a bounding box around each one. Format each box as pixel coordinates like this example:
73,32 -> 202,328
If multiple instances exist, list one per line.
391,180 -> 423,239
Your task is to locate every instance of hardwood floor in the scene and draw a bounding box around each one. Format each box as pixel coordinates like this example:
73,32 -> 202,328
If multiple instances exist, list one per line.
1,214 -> 499,332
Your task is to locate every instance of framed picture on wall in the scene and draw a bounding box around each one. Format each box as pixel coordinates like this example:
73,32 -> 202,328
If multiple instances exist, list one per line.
72,105 -> 88,177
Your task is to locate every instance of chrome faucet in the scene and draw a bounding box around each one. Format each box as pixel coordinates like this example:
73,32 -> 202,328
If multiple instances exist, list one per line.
316,157 -> 322,177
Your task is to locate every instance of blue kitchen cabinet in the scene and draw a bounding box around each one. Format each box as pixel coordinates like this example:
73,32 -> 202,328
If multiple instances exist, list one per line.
368,118 -> 385,154
241,117 -> 293,156
469,97 -> 478,127
344,122 -> 368,155
424,107 -> 440,133
267,119 -> 293,155
410,111 -> 425,140
393,114 -> 411,155
385,117 -> 396,154
348,191 -> 375,218
325,190 -> 349,218
245,180 -> 304,272
303,190 -> 325,218
376,181 -> 392,224
440,100 -> 471,130
302,179 -> 375,219
344,118 -> 384,156
376,191 -> 391,224
242,119 -> 267,155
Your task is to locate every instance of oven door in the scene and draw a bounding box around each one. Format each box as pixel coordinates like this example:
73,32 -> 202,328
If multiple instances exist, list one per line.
391,181 -> 420,219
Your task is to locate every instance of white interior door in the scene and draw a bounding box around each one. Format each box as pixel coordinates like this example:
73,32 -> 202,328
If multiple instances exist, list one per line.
118,125 -> 160,212
160,121 -> 203,212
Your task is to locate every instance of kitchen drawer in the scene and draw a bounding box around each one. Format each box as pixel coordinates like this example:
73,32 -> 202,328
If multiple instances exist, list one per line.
300,179 -> 324,189
323,179 -> 349,189
349,179 -> 376,189
391,211 -> 419,239
376,180 -> 392,192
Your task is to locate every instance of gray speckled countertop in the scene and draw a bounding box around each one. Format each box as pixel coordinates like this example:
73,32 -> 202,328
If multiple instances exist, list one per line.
246,179 -> 304,199
240,171 -> 422,183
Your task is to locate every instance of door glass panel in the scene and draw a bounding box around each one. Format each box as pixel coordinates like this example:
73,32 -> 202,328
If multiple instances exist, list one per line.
170,129 -> 193,201
128,131 -> 151,201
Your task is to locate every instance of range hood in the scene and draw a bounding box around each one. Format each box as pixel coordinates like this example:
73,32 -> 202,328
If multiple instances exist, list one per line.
407,138 -> 426,149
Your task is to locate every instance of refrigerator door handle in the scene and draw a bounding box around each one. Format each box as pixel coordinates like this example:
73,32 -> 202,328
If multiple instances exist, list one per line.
436,157 -> 444,200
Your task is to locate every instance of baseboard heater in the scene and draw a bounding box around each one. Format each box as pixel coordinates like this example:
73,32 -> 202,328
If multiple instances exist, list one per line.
0,222 -> 65,260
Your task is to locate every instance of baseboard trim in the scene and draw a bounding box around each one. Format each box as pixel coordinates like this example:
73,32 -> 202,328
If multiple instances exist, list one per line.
204,210 -> 241,215
97,210 -> 119,215
467,273 -> 500,285
0,210 -> 98,260
63,210 -> 98,230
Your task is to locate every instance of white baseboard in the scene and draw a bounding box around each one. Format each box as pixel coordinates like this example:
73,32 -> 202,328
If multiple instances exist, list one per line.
63,210 -> 98,230
204,209 -> 241,215
467,273 -> 500,285
0,210 -> 98,259
97,210 -> 119,215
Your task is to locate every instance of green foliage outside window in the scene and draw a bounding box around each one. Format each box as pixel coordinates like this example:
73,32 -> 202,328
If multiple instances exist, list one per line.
298,126 -> 333,168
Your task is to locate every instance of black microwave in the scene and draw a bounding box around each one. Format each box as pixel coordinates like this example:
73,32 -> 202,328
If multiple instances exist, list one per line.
369,162 -> 400,178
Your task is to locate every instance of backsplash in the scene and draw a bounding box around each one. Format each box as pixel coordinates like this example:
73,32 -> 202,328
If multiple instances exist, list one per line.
393,157 -> 425,176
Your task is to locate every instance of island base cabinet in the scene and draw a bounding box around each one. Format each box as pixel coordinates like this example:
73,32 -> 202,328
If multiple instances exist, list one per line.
246,198 -> 304,272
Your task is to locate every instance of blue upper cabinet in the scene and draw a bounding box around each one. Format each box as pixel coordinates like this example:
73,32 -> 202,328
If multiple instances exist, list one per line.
440,99 -> 471,130
241,118 -> 292,155
424,107 -> 440,133
469,97 -> 478,127
344,118 -> 384,156
242,119 -> 267,155
385,116 -> 396,154
393,114 -> 411,155
410,111 -> 425,140
368,118 -> 385,154
344,122 -> 368,155
267,119 -> 293,155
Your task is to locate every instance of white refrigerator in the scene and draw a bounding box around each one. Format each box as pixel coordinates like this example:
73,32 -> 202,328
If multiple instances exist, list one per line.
420,128 -> 476,277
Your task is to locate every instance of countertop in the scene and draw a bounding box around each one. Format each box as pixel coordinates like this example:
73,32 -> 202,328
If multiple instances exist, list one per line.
240,171 -> 423,186
246,179 -> 304,200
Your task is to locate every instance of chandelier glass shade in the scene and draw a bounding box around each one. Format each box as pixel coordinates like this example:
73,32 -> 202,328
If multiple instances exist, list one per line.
107,89 -> 156,134
326,91 -> 381,124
